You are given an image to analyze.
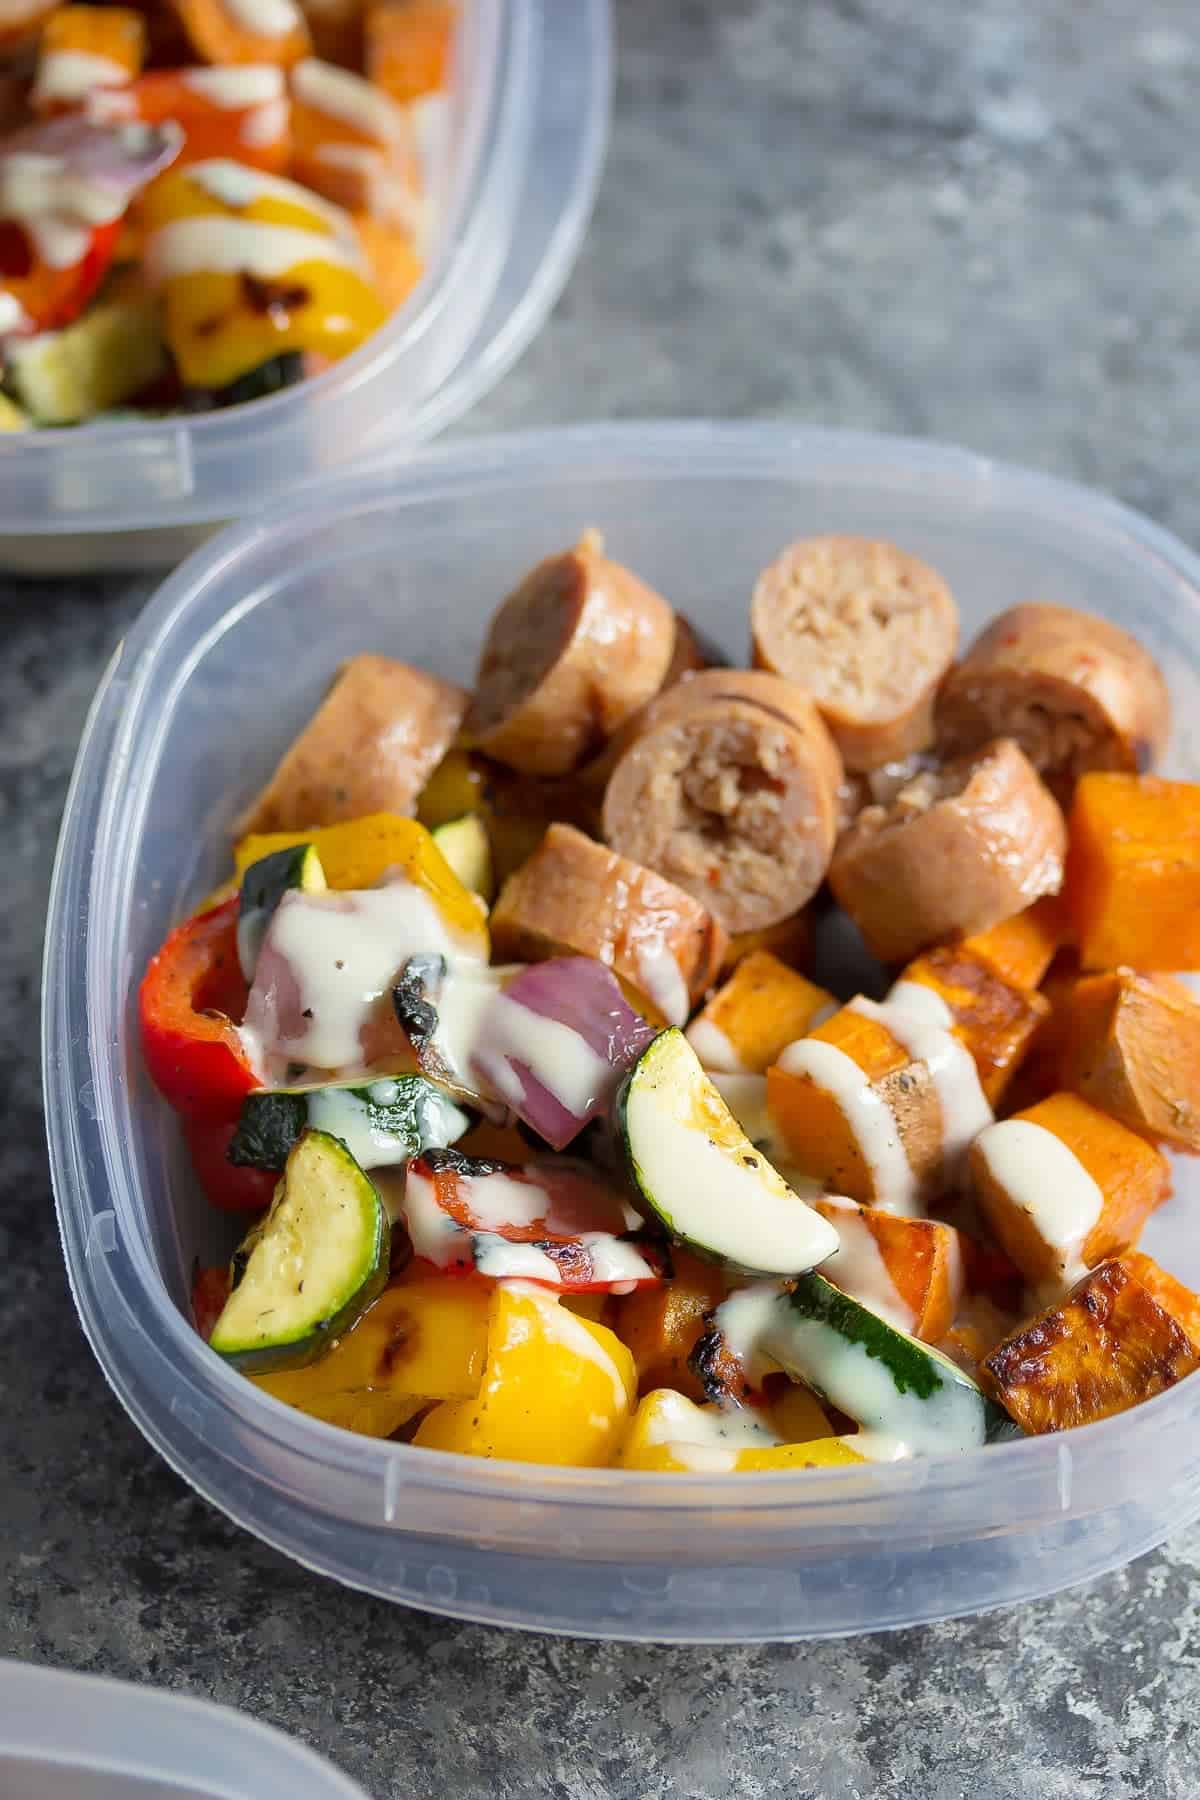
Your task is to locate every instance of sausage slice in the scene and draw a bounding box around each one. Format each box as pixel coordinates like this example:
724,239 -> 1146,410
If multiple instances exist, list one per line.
936,602 -> 1170,799
489,822 -> 727,1025
467,530 -> 676,776
829,738 -> 1066,963
750,535 -> 959,771
234,653 -> 468,837
601,671 -> 844,935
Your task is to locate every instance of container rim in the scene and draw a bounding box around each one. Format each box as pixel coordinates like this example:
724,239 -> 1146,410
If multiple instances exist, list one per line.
42,421 -> 1200,1620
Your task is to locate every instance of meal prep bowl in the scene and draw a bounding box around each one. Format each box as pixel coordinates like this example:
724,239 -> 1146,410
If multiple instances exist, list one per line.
0,0 -> 610,576
0,1658 -> 367,1797
43,421 -> 1200,1642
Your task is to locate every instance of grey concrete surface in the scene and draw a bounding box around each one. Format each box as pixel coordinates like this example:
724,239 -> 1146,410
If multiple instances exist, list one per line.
5,2 -> 1200,1795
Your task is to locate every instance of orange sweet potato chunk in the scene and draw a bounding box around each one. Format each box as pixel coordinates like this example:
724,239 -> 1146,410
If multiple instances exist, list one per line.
960,896 -> 1063,991
767,1005 -> 942,1207
980,1257 -> 1200,1433
1066,774 -> 1200,971
969,1091 -> 1170,1292
611,1249 -> 726,1401
687,949 -> 835,1074
174,0 -> 310,65
811,1197 -> 963,1342
1062,968 -> 1200,1152
899,943 -> 1049,1104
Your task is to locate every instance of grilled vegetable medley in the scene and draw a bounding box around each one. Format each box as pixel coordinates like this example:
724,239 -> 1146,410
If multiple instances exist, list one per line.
0,0 -> 450,425
141,527 -> 1200,1471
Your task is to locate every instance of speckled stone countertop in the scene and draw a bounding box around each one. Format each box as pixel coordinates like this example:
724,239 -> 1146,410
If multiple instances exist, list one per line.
5,2 -> 1200,1795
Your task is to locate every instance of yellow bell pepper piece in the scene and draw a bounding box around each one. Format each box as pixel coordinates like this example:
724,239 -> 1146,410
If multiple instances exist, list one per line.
615,1388 -> 861,1472
414,1285 -> 636,1466
253,1275 -> 489,1438
416,749 -> 489,830
766,1380 -> 835,1444
232,813 -> 488,954
142,165 -> 387,389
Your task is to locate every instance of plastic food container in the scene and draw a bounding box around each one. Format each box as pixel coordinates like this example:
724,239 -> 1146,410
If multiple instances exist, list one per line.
43,422 -> 1200,1643
0,0 -> 610,576
0,1658 -> 367,1797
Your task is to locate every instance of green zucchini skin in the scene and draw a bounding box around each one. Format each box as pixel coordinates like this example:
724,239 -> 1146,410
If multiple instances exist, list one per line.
211,1129 -> 388,1374
228,1074 -> 471,1172
769,1272 -> 1015,1451
236,842 -> 326,981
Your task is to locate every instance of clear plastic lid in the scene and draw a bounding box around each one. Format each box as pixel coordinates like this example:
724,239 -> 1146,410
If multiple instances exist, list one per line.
42,422 -> 1200,1642
0,0 -> 610,569
0,1659 -> 367,1798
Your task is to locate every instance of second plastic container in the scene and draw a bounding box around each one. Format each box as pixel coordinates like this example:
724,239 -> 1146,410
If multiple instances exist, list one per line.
0,0 -> 610,573
43,422 -> 1200,1642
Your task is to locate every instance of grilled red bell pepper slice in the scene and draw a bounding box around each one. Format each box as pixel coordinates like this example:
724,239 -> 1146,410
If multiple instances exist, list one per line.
0,215 -> 121,332
139,896 -> 261,1118
192,1261 -> 232,1341
183,1113 -> 279,1213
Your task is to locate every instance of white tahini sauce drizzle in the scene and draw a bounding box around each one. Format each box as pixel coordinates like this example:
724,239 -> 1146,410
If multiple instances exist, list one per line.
711,1283 -> 787,1389
183,65 -> 286,108
686,1015 -> 746,1073
473,1238 -> 561,1284
292,56 -> 409,148
34,50 -> 131,104
473,994 -> 611,1118
224,0 -> 303,39
640,1388 -> 782,1452
972,1117 -> 1103,1293
850,992 -> 993,1187
884,979 -> 956,1029
850,1432 -> 912,1462
763,1310 -> 989,1455
146,216 -> 362,284
305,1078 -> 466,1171
240,96 -> 290,147
0,290 -> 31,336
635,938 -> 691,1027
817,1194 -> 916,1333
776,1036 -> 920,1216
500,1282 -> 630,1412
242,881 -> 462,1072
171,159 -> 356,241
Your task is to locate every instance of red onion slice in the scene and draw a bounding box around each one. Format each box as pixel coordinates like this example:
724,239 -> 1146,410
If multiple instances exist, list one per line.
468,958 -> 657,1152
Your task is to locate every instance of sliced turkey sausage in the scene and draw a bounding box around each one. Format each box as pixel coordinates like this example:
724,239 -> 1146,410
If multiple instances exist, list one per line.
467,530 -> 676,777
936,601 -> 1170,799
234,653 -> 468,837
601,671 -> 844,935
828,737 -> 1066,963
750,535 -> 959,771
489,822 -> 727,1025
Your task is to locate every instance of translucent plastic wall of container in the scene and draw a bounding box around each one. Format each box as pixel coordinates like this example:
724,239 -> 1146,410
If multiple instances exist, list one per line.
43,423 -> 1200,1641
0,0 -> 610,572
0,1660 -> 367,1797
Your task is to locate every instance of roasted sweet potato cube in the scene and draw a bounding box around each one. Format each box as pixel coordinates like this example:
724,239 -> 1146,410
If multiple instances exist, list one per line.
767,1004 -> 943,1209
686,949 -> 836,1074
366,0 -> 454,101
980,1258 -> 1200,1433
1062,968 -> 1200,1152
174,0 -> 310,64
1066,774 -> 1200,971
611,1249 -> 726,1401
897,943 -> 1049,1103
960,896 -> 1063,991
811,1196 -> 963,1342
719,909 -> 813,975
969,1092 -> 1169,1294
1121,1251 -> 1200,1353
